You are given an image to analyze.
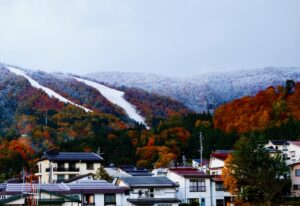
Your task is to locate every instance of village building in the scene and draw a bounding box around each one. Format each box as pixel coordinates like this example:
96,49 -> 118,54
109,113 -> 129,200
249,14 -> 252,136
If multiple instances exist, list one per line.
115,176 -> 180,206
35,151 -> 103,183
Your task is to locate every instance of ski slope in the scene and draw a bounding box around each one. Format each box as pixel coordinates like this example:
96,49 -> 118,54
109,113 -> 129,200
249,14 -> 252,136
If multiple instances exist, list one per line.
74,77 -> 148,127
7,66 -> 91,112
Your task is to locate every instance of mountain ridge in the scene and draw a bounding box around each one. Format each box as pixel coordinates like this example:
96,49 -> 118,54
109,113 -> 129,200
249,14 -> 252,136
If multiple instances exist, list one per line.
86,67 -> 300,112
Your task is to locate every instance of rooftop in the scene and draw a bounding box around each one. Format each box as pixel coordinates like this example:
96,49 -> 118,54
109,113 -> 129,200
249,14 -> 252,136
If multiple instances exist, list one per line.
0,180 -> 125,195
41,151 -> 103,162
269,140 -> 289,146
168,167 -> 212,178
120,176 -> 176,188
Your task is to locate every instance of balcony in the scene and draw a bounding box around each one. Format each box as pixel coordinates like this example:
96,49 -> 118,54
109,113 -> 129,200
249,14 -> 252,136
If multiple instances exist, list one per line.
46,167 -> 80,172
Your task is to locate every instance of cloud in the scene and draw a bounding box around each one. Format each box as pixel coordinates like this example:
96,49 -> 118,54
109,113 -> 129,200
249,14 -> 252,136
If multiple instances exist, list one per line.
0,0 -> 299,77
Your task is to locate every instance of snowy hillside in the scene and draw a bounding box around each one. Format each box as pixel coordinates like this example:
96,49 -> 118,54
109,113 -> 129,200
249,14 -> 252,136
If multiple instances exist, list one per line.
86,67 -> 300,112
7,66 -> 91,112
73,77 -> 147,127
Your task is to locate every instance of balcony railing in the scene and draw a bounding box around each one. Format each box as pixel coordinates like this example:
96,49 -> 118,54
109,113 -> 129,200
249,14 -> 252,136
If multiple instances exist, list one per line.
46,167 -> 80,172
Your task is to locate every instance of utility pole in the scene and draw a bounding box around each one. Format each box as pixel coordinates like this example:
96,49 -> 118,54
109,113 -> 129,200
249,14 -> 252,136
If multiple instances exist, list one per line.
199,132 -> 203,171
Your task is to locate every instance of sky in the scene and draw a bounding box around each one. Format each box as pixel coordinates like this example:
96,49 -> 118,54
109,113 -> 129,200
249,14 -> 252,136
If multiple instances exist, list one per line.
0,0 -> 299,77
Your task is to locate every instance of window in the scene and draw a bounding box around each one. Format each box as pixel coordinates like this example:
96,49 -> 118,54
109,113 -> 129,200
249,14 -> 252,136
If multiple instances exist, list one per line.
84,194 -> 95,205
57,175 -> 65,183
216,199 -> 224,206
68,174 -> 76,179
69,162 -> 76,171
291,151 -> 296,157
295,169 -> 300,176
216,182 -> 225,191
150,188 -> 154,197
87,163 -> 94,170
293,184 -> 300,190
187,198 -> 199,204
190,179 -> 206,192
104,194 -> 116,205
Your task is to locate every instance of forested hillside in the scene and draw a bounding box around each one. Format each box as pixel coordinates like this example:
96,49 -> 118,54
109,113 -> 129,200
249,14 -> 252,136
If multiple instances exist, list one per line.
214,81 -> 300,134
1,63 -> 300,183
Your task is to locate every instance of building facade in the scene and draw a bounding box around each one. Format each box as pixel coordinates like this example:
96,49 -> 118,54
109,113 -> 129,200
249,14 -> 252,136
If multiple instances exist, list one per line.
35,151 -> 103,183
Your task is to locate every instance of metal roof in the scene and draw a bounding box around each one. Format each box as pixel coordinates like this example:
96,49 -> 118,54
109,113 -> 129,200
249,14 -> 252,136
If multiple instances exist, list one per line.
127,198 -> 181,205
42,151 -> 103,162
67,180 -> 126,194
120,176 -> 176,188
169,167 -> 213,178
1,181 -> 125,195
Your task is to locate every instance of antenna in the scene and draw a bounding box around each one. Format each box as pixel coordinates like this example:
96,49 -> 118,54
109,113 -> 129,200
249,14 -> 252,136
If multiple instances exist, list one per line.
199,132 -> 203,171
97,147 -> 104,156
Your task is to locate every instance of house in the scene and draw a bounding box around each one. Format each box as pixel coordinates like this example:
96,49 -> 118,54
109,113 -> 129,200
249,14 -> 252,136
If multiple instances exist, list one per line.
67,180 -> 127,206
0,183 -> 80,206
167,167 -> 212,206
288,161 -> 300,196
211,176 -> 234,206
167,167 -> 234,206
0,179 -> 127,206
115,176 -> 180,206
209,150 -> 231,175
265,140 -> 289,159
286,141 -> 300,163
264,140 -> 300,163
119,166 -> 152,176
104,167 -> 132,179
35,151 -> 103,183
192,159 -> 209,173
151,168 -> 168,176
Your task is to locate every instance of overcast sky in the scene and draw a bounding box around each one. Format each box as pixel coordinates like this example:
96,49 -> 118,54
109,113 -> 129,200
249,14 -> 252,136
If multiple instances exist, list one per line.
0,0 -> 299,77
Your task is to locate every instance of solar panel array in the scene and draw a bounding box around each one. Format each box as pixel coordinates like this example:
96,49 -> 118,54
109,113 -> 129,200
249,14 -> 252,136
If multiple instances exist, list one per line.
121,177 -> 176,187
5,183 -> 69,192
44,152 -> 103,162
4,181 -> 125,194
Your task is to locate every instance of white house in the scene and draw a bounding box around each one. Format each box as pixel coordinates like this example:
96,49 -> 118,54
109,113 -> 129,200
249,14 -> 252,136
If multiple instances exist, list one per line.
288,161 -> 300,196
192,159 -> 209,173
167,167 -> 234,206
264,140 -> 300,163
167,167 -> 212,206
209,151 -> 231,175
35,151 -> 103,183
115,176 -> 180,206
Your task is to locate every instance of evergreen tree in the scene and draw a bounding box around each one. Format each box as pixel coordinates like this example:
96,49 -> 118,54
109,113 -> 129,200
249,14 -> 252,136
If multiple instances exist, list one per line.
223,135 -> 290,206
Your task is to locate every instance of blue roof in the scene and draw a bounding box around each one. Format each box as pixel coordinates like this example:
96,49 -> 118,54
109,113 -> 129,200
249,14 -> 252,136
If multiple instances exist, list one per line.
42,151 -> 103,162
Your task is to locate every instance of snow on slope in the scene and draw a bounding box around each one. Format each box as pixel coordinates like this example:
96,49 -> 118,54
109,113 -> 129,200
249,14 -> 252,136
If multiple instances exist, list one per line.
7,66 -> 91,112
73,77 -> 148,127
86,67 -> 300,112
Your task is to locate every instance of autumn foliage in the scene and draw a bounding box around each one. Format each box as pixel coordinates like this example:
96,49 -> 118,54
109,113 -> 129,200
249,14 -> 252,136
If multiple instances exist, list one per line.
214,83 -> 300,133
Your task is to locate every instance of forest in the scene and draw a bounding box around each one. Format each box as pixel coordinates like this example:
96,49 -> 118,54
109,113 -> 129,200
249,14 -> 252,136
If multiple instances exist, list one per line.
1,70 -> 300,182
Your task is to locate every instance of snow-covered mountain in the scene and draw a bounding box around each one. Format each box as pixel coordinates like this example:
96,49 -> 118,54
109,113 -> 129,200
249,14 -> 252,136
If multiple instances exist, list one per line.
7,66 -> 91,112
0,63 -> 188,128
86,67 -> 300,112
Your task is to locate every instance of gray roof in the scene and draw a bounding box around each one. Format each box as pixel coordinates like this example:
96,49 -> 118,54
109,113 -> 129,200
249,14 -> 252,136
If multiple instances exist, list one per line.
121,176 -> 176,188
67,180 -> 126,194
0,181 -> 126,195
4,183 -> 70,195
127,198 -> 181,204
42,151 -> 103,162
